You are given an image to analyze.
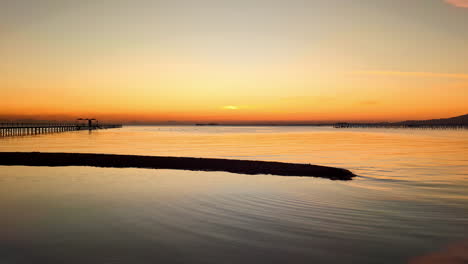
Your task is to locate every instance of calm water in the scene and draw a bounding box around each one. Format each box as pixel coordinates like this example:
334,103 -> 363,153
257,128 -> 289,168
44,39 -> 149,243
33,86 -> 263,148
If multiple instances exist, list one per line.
1,126 -> 467,264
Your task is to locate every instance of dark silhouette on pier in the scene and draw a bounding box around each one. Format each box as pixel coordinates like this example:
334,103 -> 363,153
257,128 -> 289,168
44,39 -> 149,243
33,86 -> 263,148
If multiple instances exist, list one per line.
0,152 -> 355,180
77,118 -> 97,127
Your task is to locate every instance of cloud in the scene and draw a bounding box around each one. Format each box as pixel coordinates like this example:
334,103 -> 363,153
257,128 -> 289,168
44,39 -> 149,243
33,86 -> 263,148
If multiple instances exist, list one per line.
445,0 -> 468,8
353,71 -> 468,79
281,96 -> 336,103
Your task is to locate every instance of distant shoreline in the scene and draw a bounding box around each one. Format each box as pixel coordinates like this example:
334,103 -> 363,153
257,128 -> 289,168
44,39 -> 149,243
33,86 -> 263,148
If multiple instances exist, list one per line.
126,124 -> 468,128
0,152 -> 355,181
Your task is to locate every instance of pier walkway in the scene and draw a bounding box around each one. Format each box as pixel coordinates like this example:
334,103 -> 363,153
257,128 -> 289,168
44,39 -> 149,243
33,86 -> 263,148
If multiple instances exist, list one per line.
0,123 -> 122,137
333,123 -> 468,129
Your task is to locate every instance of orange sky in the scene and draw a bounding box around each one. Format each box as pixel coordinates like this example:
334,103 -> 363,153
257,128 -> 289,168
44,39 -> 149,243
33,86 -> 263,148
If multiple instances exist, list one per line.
1,0 -> 468,123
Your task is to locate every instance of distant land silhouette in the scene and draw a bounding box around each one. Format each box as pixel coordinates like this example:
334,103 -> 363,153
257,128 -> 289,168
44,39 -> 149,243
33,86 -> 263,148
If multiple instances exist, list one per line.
393,114 -> 468,126
1,114 -> 467,127
190,114 -> 468,127
335,114 -> 468,129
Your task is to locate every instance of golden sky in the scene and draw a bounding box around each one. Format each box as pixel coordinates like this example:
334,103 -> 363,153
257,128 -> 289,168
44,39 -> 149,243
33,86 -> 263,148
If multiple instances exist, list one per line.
1,0 -> 467,123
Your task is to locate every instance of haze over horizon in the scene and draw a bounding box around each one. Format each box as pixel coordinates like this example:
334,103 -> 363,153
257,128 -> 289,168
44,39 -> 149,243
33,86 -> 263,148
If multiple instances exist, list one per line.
2,0 -> 468,123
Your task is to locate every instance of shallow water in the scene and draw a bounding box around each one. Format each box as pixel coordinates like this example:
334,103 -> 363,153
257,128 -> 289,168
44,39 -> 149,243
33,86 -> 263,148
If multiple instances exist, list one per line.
1,126 -> 467,263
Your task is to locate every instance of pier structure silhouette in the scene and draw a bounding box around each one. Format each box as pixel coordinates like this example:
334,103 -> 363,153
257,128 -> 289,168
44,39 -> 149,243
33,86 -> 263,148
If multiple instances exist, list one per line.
333,123 -> 468,129
0,120 -> 122,137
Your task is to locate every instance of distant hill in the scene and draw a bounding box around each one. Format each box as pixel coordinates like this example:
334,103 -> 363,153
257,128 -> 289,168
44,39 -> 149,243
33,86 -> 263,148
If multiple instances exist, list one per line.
394,114 -> 468,126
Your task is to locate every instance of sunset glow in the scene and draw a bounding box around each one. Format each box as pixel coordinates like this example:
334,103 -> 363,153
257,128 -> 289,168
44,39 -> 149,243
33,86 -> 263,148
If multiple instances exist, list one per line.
1,0 -> 467,123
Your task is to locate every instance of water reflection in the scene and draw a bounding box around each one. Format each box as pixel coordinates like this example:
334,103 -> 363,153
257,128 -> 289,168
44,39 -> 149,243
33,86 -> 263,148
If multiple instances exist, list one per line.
0,166 -> 467,264
0,126 -> 467,263
409,240 -> 468,264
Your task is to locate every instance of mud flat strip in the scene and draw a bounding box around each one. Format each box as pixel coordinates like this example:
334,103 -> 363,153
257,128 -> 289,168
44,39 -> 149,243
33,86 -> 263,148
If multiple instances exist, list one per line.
0,152 -> 355,180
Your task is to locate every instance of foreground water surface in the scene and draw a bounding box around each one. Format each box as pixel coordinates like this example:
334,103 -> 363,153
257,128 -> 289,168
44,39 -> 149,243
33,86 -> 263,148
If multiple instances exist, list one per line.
1,126 -> 467,263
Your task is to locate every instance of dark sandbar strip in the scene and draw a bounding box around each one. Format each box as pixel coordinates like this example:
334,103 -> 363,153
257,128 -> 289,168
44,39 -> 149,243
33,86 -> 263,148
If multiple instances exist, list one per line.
0,152 -> 355,180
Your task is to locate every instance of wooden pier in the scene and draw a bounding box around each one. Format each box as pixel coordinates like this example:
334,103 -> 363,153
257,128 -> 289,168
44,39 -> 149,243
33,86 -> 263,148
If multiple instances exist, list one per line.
0,123 -> 122,137
333,123 -> 468,129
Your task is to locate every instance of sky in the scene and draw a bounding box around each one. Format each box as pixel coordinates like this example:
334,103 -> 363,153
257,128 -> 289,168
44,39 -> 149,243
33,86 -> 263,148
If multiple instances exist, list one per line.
1,0 -> 467,123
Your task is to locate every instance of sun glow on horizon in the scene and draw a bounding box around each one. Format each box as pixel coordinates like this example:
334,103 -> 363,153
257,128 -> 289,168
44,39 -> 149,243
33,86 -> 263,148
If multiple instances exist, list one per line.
223,106 -> 240,110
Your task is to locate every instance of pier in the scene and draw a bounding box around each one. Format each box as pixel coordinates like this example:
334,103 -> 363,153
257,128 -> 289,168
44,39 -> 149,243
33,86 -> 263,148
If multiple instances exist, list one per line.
333,123 -> 468,129
0,122 -> 122,137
